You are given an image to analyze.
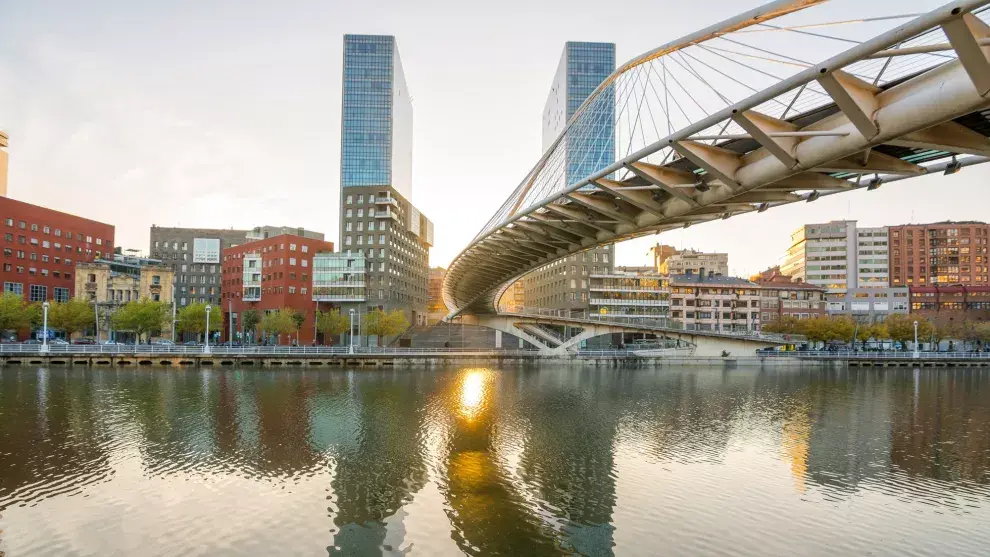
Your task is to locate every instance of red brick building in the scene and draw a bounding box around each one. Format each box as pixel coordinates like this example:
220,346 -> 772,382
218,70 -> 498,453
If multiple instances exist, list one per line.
889,221 -> 989,287
0,196 -> 114,304
220,233 -> 333,344
909,284 -> 990,322
752,266 -> 827,324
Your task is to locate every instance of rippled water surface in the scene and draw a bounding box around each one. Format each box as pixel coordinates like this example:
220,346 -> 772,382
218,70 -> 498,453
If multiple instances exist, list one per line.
2,366 -> 990,556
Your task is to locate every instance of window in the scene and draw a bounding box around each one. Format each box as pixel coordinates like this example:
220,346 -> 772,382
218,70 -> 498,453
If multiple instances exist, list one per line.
290,243 -> 296,251
301,259 -> 308,267
289,257 -> 296,266
95,238 -> 102,245
182,242 -> 188,250
357,209 -> 364,218
379,234 -> 385,244
29,284 -> 47,301
301,245 -> 308,253
55,229 -> 61,237
54,287 -> 69,302
30,224 -> 38,232
345,209 -> 353,218
346,195 -> 353,205
18,221 -> 25,229
4,282 -> 23,295
42,240 -> 49,248
289,286 -> 296,294
3,218 -> 11,226
152,275 -> 161,285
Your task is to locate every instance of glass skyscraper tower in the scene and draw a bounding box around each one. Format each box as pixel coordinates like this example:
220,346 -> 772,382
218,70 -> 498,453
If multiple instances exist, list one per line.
542,42 -> 616,186
340,34 -> 413,200
525,41 -> 617,315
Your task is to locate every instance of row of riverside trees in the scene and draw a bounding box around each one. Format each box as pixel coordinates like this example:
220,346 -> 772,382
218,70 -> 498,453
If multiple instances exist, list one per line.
236,307 -> 408,346
0,293 -> 410,346
762,313 -> 990,349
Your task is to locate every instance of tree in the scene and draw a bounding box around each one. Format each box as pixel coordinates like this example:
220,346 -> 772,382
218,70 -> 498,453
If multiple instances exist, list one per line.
885,314 -> 933,350
931,314 -> 963,347
48,299 -> 95,339
111,299 -> 170,342
364,308 -> 409,347
176,302 -> 222,341
0,292 -> 35,335
259,308 -> 297,344
316,309 -> 349,345
241,309 -> 261,344
762,315 -> 802,335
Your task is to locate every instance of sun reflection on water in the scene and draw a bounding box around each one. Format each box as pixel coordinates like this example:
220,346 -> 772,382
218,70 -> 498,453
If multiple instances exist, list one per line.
458,369 -> 491,421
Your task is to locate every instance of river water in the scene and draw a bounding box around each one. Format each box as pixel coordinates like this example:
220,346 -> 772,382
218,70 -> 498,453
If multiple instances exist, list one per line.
1,365 -> 988,556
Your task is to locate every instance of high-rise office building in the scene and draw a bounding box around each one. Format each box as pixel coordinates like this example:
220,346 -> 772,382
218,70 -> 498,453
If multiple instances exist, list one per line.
524,42 -> 616,315
339,35 -> 432,326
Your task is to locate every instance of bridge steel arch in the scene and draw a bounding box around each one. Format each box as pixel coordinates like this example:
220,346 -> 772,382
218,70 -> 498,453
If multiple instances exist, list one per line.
443,0 -> 990,319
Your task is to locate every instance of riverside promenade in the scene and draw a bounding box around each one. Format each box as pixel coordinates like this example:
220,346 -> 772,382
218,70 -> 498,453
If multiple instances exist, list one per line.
1,345 -> 988,369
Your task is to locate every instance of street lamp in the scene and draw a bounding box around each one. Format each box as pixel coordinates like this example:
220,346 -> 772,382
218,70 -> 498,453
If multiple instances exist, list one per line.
349,309 -> 355,354
205,304 -> 212,354
41,301 -> 50,353
913,320 -> 919,359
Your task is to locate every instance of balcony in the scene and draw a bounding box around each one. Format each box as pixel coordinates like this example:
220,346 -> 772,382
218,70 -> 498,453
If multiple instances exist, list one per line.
374,197 -> 399,208
374,208 -> 400,221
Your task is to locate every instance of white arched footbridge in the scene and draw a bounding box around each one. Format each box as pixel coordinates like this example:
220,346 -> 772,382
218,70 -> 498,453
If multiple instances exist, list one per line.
443,0 -> 990,353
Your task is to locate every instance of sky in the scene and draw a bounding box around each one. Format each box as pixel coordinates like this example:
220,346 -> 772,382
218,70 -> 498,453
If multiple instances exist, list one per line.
0,0 -> 986,278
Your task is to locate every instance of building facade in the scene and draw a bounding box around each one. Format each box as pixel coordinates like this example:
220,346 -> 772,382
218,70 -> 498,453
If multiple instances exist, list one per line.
782,220 -> 859,292
856,226 -> 890,288
427,267 -> 447,321
668,272 -> 761,333
1,196 -> 115,304
826,286 -> 910,323
75,259 -> 174,305
589,272 -> 669,319
752,269 -> 827,324
247,225 -> 324,241
149,226 -> 251,307
889,221 -> 989,287
909,284 -> 990,322
221,234 -> 335,345
523,41 -> 616,315
339,34 -> 432,326
659,250 -> 729,276
498,279 -> 526,314
524,246 -> 614,314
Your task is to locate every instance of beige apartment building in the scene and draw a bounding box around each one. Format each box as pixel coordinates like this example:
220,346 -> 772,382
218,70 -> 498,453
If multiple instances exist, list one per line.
75,258 -> 174,304
668,272 -> 761,333
659,250 -> 729,276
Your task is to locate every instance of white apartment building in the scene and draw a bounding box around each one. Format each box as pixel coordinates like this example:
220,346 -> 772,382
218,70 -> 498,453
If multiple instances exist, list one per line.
856,226 -> 890,288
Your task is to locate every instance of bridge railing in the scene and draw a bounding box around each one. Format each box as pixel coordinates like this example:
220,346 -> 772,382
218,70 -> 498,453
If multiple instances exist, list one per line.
760,350 -> 990,360
0,345 -> 544,357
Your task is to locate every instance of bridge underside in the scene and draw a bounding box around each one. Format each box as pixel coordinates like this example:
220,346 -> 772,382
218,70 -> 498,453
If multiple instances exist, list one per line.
443,2 -> 990,318
468,314 -> 781,357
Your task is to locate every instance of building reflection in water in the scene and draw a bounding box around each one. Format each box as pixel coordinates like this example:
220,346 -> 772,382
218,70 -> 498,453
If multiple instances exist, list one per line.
2,367 -> 990,556
326,372 -> 429,556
